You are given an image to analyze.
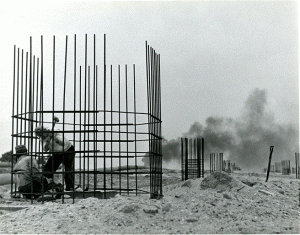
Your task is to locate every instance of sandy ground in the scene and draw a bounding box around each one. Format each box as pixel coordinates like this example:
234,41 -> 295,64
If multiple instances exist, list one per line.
0,170 -> 299,234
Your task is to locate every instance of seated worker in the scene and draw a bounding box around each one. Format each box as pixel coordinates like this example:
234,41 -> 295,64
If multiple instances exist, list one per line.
35,122 -> 78,191
12,145 -> 49,199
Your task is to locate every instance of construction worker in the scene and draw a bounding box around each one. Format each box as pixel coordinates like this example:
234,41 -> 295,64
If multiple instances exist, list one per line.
35,120 -> 77,191
12,145 -> 49,199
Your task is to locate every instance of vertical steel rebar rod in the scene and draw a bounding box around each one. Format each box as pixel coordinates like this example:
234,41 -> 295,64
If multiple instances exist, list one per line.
201,138 -> 204,177
40,36 -> 45,198
296,153 -> 299,179
148,44 -> 152,186
118,64 -> 121,194
213,154 -> 215,172
87,65 -> 91,191
62,35 -> 68,202
83,34 -> 87,193
152,50 -> 157,194
110,64 -> 113,189
11,45 -> 16,196
211,154 -> 213,172
29,37 -> 34,203
151,48 -> 158,197
34,58 -> 39,160
73,34 -> 77,195
182,139 -> 184,179
79,66 -> 83,187
29,38 -> 32,152
197,138 -> 200,178
214,153 -> 216,172
151,47 -> 155,195
103,34 -> 107,197
95,64 -> 98,190
201,139 -> 204,174
24,52 -> 28,146
158,53 -> 162,194
134,64 -> 137,195
94,65 -> 98,192
20,50 -> 24,143
40,36 -> 44,128
210,153 -> 211,172
51,35 -> 56,196
16,48 -> 20,146
125,64 -> 129,194
93,34 -> 97,195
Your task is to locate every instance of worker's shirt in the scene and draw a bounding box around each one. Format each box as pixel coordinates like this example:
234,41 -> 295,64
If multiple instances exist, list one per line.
12,155 -> 41,187
43,132 -> 72,152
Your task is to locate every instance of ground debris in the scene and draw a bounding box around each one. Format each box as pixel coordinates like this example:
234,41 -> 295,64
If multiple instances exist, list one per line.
0,171 -> 299,234
258,189 -> 274,196
143,206 -> 159,214
223,193 -> 232,199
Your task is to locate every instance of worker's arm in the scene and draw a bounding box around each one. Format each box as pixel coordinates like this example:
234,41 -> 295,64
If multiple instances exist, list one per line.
43,136 -> 51,151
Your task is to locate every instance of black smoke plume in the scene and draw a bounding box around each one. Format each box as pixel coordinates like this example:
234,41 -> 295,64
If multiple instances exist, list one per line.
159,88 -> 299,172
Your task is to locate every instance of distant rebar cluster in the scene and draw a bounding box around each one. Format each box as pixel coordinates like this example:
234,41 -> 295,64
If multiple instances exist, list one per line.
11,34 -> 162,202
209,153 -> 223,173
264,152 -> 300,178
295,153 -> 300,179
181,138 -> 204,180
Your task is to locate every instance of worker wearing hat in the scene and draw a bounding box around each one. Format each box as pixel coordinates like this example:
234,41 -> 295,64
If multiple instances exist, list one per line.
12,145 -> 45,199
15,144 -> 28,158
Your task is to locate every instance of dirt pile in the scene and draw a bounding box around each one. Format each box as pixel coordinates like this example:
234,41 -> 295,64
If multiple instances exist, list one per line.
0,172 -> 299,234
200,171 -> 245,190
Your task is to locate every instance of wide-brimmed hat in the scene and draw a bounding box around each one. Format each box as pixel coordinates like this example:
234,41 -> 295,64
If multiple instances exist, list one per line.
15,145 -> 27,154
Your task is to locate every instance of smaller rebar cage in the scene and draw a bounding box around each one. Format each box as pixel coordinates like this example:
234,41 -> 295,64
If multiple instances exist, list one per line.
281,160 -> 291,175
295,153 -> 300,179
275,162 -> 282,173
181,138 -> 204,181
209,153 -> 223,173
11,34 -> 162,202
223,160 -> 231,172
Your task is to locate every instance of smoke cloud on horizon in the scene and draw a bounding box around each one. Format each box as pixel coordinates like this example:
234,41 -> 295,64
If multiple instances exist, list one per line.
160,88 -> 299,172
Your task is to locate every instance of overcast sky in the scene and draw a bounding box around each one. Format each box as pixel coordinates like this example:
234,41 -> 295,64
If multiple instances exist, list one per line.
0,1 -> 298,154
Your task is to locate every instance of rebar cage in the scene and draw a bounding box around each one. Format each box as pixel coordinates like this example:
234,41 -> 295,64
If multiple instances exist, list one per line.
275,162 -> 282,173
296,153 -> 300,179
281,160 -> 291,175
181,138 -> 204,181
209,153 -> 223,173
223,160 -> 231,172
11,34 -> 162,202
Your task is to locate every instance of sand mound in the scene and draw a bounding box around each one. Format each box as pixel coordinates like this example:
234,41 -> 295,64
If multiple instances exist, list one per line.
200,171 -> 243,190
0,171 -> 299,234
